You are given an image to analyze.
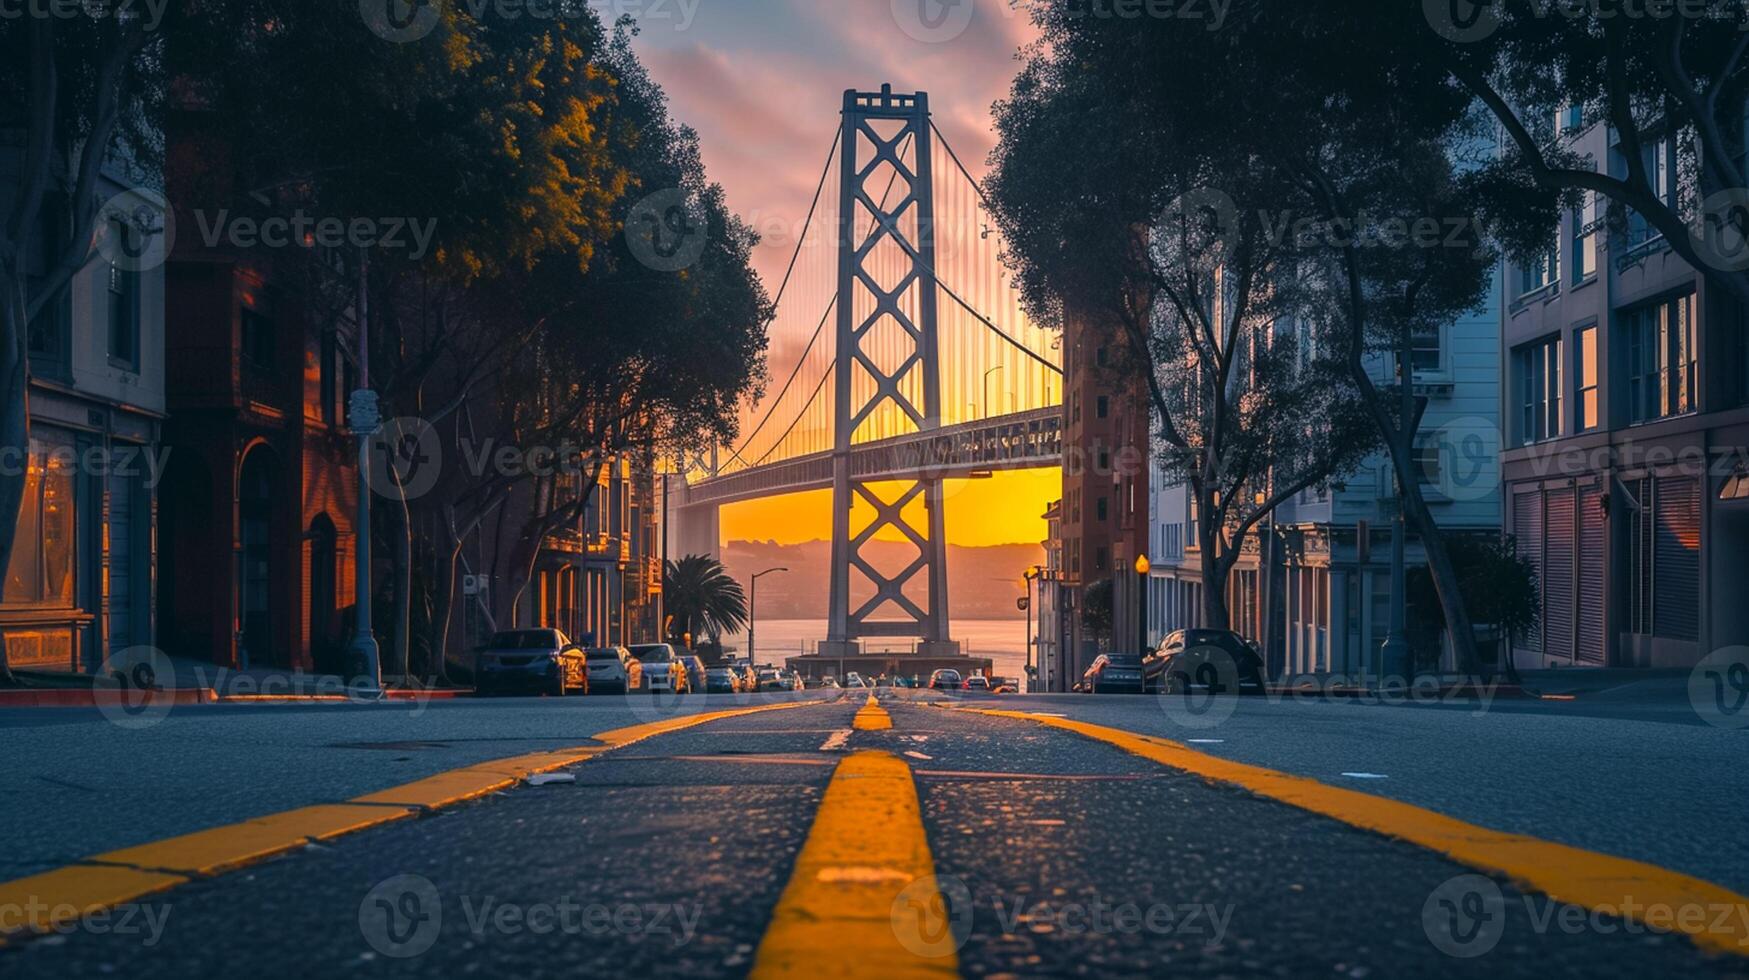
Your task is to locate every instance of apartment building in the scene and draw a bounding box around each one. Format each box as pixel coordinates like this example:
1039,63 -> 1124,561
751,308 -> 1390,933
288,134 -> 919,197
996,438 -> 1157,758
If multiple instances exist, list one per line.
1500,112 -> 1749,670
1,160 -> 168,674
1144,278 -> 1504,678
1058,302 -> 1151,682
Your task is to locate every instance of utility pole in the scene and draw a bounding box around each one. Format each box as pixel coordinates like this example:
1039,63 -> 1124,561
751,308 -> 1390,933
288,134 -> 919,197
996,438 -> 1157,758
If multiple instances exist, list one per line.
347,254 -> 382,694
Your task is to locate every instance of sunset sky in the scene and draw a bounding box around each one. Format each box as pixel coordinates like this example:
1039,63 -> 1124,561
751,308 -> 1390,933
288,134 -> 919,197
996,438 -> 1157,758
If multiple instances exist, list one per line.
632,1 -> 1055,548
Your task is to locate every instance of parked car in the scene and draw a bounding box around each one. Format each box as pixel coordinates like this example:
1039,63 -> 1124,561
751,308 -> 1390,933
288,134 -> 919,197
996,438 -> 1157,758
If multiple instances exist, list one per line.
630,644 -> 688,694
757,668 -> 787,692
1081,652 -> 1146,694
678,655 -> 708,693
584,646 -> 642,694
730,661 -> 759,691
1143,629 -> 1267,695
927,668 -> 963,690
819,676 -> 841,689
786,671 -> 806,691
844,672 -> 867,689
476,629 -> 587,696
962,675 -> 991,692
704,667 -> 742,694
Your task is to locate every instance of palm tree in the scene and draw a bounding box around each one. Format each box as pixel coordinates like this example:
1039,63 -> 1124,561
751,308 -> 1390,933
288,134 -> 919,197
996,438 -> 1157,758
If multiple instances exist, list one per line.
663,555 -> 748,649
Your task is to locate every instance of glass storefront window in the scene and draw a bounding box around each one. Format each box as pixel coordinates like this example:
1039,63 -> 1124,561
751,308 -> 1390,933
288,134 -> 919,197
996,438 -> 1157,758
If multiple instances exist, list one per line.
3,438 -> 77,609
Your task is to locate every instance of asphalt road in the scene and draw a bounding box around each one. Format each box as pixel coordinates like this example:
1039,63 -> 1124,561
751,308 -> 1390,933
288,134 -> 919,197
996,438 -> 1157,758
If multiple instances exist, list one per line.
2,688 -> 1747,978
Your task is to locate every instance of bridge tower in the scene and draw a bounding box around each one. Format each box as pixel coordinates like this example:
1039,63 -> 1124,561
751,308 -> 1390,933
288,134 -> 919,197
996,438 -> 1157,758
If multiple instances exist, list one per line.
822,86 -> 959,658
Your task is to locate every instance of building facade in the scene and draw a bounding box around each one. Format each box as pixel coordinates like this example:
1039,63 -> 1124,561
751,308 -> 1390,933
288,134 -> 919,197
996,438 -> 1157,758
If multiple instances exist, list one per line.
1499,112 -> 1749,670
2,159 -> 167,674
1058,304 -> 1151,684
155,115 -> 360,673
1144,277 -> 1504,680
523,453 -> 665,650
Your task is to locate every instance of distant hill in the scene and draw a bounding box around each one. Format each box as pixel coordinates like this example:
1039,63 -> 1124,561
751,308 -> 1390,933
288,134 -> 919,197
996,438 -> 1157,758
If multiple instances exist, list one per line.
720,540 -> 1044,620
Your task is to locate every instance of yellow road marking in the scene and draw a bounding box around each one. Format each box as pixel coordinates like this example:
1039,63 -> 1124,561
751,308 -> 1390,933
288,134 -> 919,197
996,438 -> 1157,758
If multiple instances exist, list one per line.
853,694 -> 893,731
960,706 -> 1749,958
751,750 -> 957,978
0,699 -> 817,946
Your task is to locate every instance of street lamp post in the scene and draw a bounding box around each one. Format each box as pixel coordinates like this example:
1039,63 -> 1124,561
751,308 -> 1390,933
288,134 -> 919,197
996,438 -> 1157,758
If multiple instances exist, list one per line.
1134,553 -> 1151,657
748,567 -> 789,667
1024,565 -> 1041,692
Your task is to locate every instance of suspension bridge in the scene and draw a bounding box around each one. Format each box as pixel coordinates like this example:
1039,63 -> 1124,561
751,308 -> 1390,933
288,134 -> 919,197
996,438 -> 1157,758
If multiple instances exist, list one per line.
674,87 -> 1064,658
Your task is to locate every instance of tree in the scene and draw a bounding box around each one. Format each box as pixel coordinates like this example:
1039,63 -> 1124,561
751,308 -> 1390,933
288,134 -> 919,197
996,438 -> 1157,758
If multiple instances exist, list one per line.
1408,535 -> 1541,680
662,555 -> 747,648
990,2 -> 1508,675
0,9 -> 164,685
1080,577 -> 1114,649
1424,5 -> 1749,314
987,3 -> 1378,630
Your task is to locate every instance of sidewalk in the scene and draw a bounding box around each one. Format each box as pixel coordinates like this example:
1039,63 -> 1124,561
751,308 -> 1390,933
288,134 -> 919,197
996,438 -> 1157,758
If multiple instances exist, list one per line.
0,656 -> 469,707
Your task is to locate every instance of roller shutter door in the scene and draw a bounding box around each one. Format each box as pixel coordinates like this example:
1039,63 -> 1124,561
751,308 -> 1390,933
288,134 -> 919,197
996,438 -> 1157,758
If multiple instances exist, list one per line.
1576,484 -> 1606,665
1654,476 -> 1700,641
1544,488 -> 1575,661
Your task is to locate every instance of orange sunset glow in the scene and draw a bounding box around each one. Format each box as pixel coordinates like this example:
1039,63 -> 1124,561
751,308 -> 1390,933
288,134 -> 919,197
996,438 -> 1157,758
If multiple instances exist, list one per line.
721,467 -> 1059,548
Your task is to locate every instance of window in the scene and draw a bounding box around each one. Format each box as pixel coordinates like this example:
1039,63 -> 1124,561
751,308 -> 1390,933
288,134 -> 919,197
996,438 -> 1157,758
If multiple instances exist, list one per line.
1519,241 -> 1560,296
1095,346 -> 1108,367
1413,439 -> 1442,489
1625,292 -> 1697,423
1516,335 -> 1562,444
3,441 -> 76,608
28,195 -> 70,370
1626,137 -> 1676,249
1096,496 -> 1108,522
1573,191 -> 1599,282
1410,322 -> 1442,374
1558,103 -> 1585,135
1575,325 -> 1599,431
1093,546 -> 1108,572
107,221 -> 141,368
1096,395 -> 1109,419
242,307 -> 275,369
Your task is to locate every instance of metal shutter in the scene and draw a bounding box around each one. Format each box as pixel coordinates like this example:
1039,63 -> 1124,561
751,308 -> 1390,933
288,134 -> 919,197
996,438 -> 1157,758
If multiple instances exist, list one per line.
1654,475 -> 1701,641
1513,490 -> 1543,652
106,472 -> 135,656
1544,488 -> 1575,661
1576,483 -> 1606,664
